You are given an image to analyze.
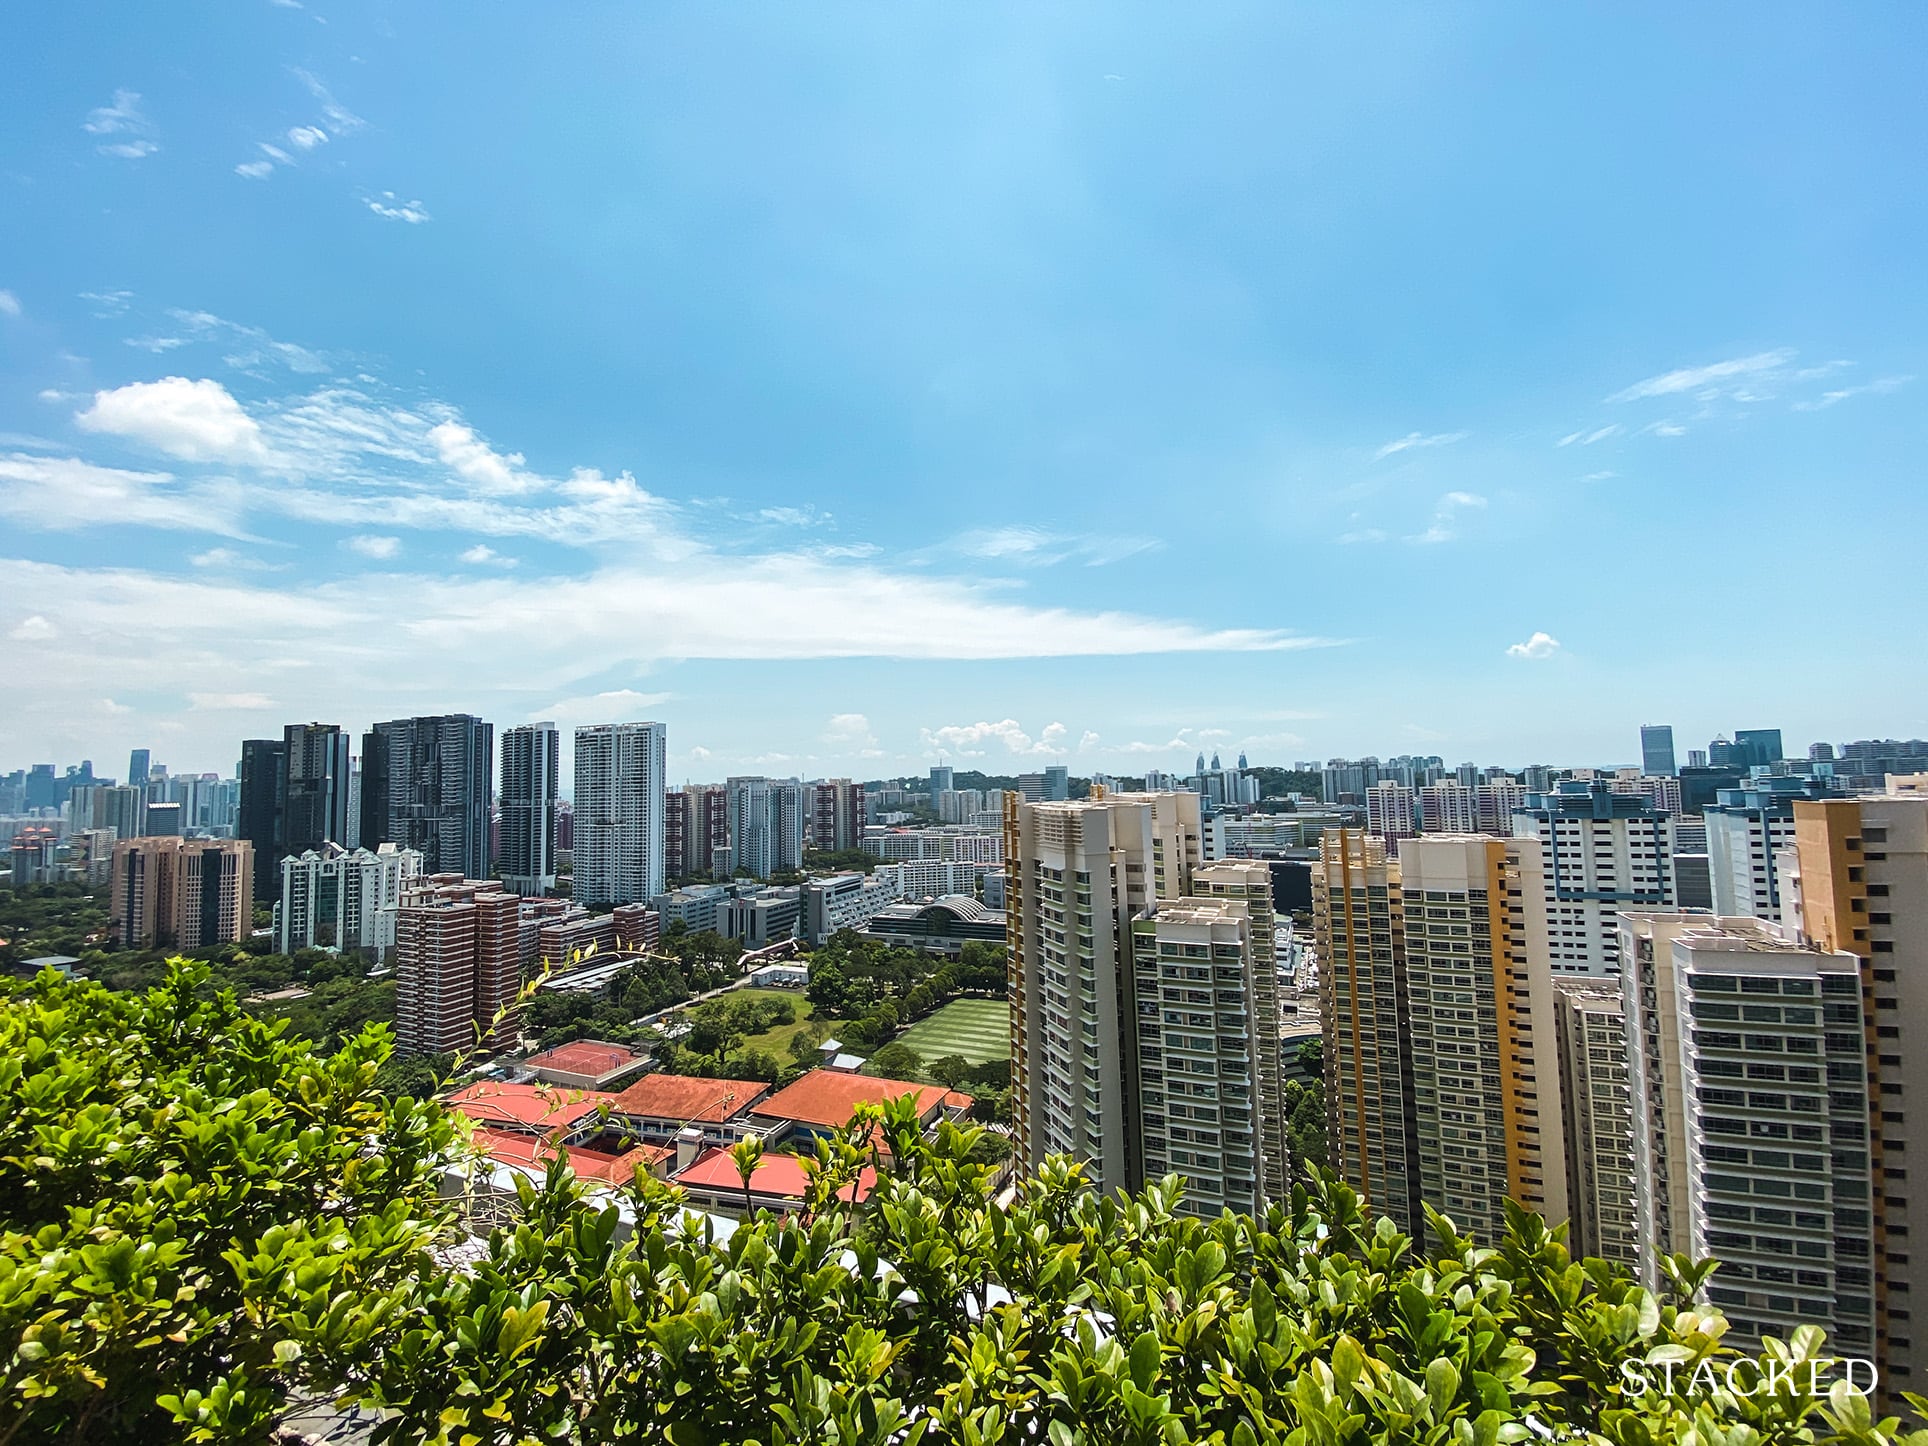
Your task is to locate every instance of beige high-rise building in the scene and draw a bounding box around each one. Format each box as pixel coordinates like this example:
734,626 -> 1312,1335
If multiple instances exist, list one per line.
1010,791 -> 1286,1206
395,873 -> 524,1057
1783,788 -> 1928,1396
1315,828 -> 1420,1229
108,836 -> 252,950
1550,976 -> 1638,1268
1396,835 -> 1564,1243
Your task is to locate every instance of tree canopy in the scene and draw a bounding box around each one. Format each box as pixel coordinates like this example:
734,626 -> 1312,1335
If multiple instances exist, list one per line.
3,959 -> 1921,1446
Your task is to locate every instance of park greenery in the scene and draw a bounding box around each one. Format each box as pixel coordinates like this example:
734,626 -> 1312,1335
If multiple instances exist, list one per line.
5,958 -> 1923,1446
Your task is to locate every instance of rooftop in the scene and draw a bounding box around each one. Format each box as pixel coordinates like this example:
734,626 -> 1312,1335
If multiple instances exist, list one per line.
446,1080 -> 617,1132
525,1039 -> 646,1079
470,1126 -> 671,1186
750,1071 -> 971,1129
611,1072 -> 771,1123
675,1146 -> 877,1204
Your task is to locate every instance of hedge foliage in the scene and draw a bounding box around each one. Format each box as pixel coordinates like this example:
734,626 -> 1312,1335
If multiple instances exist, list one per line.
3,961 -> 1924,1446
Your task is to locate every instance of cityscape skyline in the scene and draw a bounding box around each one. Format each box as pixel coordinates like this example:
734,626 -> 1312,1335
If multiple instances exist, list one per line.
3,6 -> 1925,774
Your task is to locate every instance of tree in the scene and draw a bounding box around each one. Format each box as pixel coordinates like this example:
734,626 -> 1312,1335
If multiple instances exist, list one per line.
0,959 -> 457,1443
863,1040 -> 922,1080
927,1053 -> 975,1091
1298,1036 -> 1325,1076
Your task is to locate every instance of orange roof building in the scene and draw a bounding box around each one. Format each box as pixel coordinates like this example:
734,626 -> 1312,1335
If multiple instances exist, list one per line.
470,1127 -> 674,1187
673,1146 -> 877,1213
747,1071 -> 971,1137
445,1080 -> 618,1137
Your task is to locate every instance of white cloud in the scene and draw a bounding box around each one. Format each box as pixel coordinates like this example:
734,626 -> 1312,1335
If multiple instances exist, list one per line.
287,125 -> 329,150
429,421 -> 537,494
459,544 -> 516,566
1373,430 -> 1467,462
1583,470 -> 1616,483
344,534 -> 401,559
9,615 -> 56,641
365,192 -> 431,224
80,290 -> 133,317
1407,490 -> 1487,545
1608,349 -> 1795,403
1557,424 -> 1621,447
1505,631 -> 1561,661
537,688 -> 674,722
950,525 -> 1159,567
757,505 -> 830,527
0,290 -> 20,318
822,713 -> 884,758
235,160 -> 276,180
1642,421 -> 1688,438
83,90 -> 159,157
1794,375 -> 1913,411
188,692 -> 273,710
919,719 -> 1070,758
1337,528 -> 1388,545
126,335 -> 188,353
190,546 -> 282,571
0,453 -> 244,536
75,377 -> 271,464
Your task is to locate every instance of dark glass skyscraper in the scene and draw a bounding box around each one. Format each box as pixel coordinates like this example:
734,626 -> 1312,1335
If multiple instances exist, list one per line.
360,714 -> 494,878
281,722 -> 352,859
237,737 -> 286,903
498,722 -> 558,895
1639,723 -> 1676,776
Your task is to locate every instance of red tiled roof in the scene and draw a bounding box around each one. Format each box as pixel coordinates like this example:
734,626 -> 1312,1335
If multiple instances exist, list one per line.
471,1127 -> 671,1186
674,1146 -> 876,1203
747,1072 -> 972,1130
447,1080 -> 617,1131
610,1073 -> 771,1123
526,1040 -> 643,1079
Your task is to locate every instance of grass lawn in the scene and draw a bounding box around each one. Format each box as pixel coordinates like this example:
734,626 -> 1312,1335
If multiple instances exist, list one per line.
895,997 -> 1011,1067
722,988 -> 818,1065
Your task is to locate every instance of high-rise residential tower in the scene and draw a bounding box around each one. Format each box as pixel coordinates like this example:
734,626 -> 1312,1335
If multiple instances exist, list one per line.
1512,781 -> 1674,975
1639,724 -> 1677,777
809,778 -> 866,853
573,722 -> 667,905
394,874 -> 524,1056
1550,976 -> 1638,1268
360,714 -> 494,879
1783,789 -> 1928,1394
108,837 -> 253,950
726,776 -> 804,879
1007,791 -> 1205,1191
1315,828 -> 1421,1230
498,722 -> 560,896
237,737 -> 286,903
1702,777 -> 1842,921
1620,913 -> 1874,1360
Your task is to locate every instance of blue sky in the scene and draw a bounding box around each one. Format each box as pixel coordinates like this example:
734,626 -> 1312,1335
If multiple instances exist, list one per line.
2,3 -> 1924,782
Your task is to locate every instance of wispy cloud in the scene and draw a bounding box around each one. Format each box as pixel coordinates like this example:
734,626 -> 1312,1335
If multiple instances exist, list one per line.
950,525 -> 1159,567
1582,470 -> 1616,483
1505,631 -> 1561,661
0,290 -> 20,319
293,69 -> 365,134
1407,490 -> 1487,545
365,192 -> 432,224
1608,349 -> 1795,403
83,90 -> 159,158
344,534 -> 401,559
9,615 -> 57,642
1337,528 -> 1387,545
459,543 -> 516,567
1641,421 -> 1687,438
0,453 -> 245,536
1557,424 -> 1621,447
1793,375 -> 1913,411
1374,430 -> 1467,462
920,719 -> 1069,758
823,712 -> 884,758
80,290 -> 133,317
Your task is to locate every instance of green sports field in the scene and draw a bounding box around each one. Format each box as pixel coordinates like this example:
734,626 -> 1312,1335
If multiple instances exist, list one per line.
895,997 -> 1011,1066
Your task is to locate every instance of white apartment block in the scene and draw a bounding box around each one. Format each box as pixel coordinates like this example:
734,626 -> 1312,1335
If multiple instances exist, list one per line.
1512,782 -> 1673,975
1621,913 -> 1873,1358
864,826 -> 1005,866
1364,781 -> 1416,843
1416,782 -> 1478,834
725,776 -> 804,879
879,858 -> 983,900
278,841 -> 423,957
573,722 -> 667,905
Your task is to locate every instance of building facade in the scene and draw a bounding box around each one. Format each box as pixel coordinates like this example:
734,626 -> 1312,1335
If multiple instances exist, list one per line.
277,841 -> 422,956
573,722 -> 667,905
1512,781 -> 1674,975
498,722 -> 559,896
361,713 -> 494,879
108,837 -> 253,950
